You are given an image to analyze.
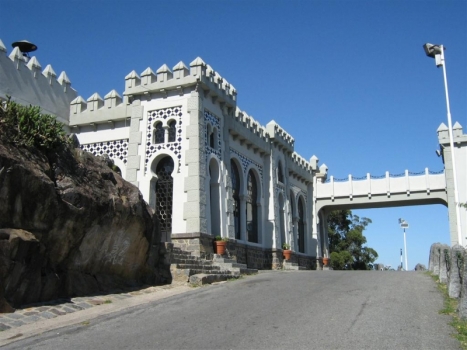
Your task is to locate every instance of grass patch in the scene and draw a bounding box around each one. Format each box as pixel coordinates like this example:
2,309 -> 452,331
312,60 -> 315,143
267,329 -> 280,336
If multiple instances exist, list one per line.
427,272 -> 467,349
81,321 -> 90,326
104,299 -> 112,304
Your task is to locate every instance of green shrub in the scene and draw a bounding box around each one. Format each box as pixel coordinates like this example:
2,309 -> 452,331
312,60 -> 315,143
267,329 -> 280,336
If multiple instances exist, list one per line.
0,97 -> 68,150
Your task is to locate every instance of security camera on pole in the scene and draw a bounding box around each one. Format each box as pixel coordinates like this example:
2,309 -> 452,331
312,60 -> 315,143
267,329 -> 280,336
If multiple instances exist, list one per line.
423,43 -> 462,246
399,219 -> 409,271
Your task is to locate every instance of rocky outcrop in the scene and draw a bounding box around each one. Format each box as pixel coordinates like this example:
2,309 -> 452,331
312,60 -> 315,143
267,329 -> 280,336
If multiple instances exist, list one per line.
414,263 -> 427,271
0,136 -> 168,310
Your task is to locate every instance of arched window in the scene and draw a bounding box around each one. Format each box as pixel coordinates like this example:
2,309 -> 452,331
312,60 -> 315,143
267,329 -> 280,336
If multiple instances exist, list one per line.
209,158 -> 221,237
231,160 -> 241,240
278,161 -> 284,183
154,122 -> 164,144
168,120 -> 176,142
155,156 -> 174,242
279,193 -> 286,247
298,198 -> 305,253
246,170 -> 258,243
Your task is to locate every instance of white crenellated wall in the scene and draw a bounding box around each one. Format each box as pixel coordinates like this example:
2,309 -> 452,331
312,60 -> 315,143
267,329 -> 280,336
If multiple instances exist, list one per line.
0,39 -> 77,126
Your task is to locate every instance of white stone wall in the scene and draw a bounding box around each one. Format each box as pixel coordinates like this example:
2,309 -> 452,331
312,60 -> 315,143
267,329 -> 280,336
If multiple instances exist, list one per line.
0,39 -> 77,126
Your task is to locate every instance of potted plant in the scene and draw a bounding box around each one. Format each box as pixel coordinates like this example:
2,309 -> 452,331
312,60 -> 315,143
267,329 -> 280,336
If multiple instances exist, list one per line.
282,243 -> 292,260
322,256 -> 330,267
214,235 -> 228,255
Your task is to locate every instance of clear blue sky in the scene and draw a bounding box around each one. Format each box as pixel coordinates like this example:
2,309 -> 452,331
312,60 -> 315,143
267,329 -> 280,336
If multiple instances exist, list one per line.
2,0 -> 466,270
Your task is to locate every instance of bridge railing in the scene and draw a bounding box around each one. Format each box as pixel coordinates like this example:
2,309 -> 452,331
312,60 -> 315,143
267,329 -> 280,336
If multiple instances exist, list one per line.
317,168 -> 445,200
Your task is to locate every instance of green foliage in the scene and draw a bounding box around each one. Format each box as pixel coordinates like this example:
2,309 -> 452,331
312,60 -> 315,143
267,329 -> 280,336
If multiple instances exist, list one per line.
214,235 -> 228,242
428,272 -> 467,349
282,243 -> 290,250
0,97 -> 68,150
328,210 -> 378,270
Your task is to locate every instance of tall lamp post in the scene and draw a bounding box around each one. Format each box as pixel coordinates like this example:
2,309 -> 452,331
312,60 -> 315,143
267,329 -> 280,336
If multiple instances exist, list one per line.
423,43 -> 462,246
399,218 -> 409,270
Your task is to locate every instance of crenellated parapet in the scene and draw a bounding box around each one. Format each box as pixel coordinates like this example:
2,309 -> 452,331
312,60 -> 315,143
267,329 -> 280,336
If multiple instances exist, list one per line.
437,122 -> 466,146
0,38 -> 77,124
124,57 -> 237,110
228,107 -> 270,155
69,89 -> 128,127
266,120 -> 295,154
286,152 -> 316,184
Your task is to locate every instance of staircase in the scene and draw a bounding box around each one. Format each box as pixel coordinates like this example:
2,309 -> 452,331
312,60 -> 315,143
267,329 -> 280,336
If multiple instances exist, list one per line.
169,247 -> 257,285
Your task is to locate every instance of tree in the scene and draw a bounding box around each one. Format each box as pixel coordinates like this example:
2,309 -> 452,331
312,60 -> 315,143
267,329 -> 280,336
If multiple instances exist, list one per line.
327,210 -> 378,270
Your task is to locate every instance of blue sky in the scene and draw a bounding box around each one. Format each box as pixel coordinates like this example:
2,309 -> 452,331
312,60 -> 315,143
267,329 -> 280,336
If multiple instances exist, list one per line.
2,0 -> 466,270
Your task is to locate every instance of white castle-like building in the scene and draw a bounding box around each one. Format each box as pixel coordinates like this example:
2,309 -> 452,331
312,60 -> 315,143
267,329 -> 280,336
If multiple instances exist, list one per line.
2,39 -> 466,269
0,39 -> 330,269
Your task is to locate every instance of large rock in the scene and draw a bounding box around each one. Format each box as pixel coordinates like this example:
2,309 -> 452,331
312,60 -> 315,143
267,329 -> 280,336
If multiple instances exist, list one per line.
428,243 -> 442,274
459,250 -> 467,319
0,137 -> 168,309
439,244 -> 451,284
448,245 -> 464,298
414,263 -> 427,271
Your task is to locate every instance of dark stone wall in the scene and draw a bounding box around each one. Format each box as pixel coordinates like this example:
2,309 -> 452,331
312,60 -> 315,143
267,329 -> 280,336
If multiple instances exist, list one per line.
171,234 -> 317,270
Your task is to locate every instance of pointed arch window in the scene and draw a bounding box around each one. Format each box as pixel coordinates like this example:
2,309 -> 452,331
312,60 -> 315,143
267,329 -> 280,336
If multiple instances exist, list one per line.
168,120 -> 176,142
298,198 -> 305,253
231,160 -> 241,240
246,170 -> 258,243
278,161 -> 284,183
154,122 -> 164,144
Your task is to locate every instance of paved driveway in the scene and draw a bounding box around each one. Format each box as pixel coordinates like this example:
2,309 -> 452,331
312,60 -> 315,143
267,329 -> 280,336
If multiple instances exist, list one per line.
2,271 -> 460,350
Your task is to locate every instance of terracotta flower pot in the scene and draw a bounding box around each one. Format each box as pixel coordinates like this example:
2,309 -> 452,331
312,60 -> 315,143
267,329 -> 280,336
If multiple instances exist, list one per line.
322,257 -> 330,267
214,241 -> 227,255
283,249 -> 292,261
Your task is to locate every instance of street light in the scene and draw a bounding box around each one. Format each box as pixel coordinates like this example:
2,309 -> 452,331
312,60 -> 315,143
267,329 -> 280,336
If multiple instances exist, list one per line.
399,218 -> 409,270
423,43 -> 462,246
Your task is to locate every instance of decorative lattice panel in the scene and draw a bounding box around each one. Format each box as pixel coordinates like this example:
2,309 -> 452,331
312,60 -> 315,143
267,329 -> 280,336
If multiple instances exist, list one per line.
145,106 -> 183,172
230,148 -> 263,180
81,139 -> 129,164
204,110 -> 222,159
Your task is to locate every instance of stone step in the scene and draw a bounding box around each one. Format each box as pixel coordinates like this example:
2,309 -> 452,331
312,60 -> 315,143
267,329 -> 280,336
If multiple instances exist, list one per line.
212,262 -> 248,270
212,255 -> 238,264
174,263 -> 222,271
171,256 -> 199,264
283,262 -> 306,271
189,273 -> 240,285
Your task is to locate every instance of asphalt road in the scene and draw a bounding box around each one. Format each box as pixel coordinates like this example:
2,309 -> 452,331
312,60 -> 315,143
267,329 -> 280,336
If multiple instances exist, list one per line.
3,271 -> 460,350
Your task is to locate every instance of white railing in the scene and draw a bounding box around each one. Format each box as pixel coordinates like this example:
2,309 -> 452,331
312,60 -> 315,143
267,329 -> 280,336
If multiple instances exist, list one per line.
317,168 -> 445,200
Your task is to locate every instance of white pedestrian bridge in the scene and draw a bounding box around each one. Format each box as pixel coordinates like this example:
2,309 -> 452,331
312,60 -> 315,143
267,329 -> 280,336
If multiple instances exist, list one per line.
315,168 -> 447,213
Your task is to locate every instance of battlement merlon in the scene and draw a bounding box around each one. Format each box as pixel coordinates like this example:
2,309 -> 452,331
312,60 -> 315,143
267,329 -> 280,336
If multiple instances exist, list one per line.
69,90 -> 128,126
437,122 -> 467,146
124,57 -> 237,109
265,121 -> 295,154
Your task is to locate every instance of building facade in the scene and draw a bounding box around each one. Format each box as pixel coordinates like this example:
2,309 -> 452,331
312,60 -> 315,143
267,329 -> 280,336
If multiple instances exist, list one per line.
0,39 -> 329,269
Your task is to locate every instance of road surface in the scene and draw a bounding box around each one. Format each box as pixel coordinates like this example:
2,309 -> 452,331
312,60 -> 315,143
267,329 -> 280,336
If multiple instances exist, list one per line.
2,271 -> 460,350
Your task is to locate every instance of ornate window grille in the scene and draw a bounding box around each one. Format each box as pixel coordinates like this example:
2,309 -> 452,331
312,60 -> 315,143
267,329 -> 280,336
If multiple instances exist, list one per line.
298,199 -> 305,253
155,156 -> 174,241
231,160 -> 241,240
246,170 -> 258,243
